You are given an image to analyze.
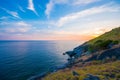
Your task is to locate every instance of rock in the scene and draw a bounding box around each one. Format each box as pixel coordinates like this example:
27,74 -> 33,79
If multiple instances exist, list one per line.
84,74 -> 100,80
64,51 -> 76,58
73,43 -> 89,58
85,44 -> 120,62
97,47 -> 120,60
63,42 -> 90,65
72,71 -> 79,76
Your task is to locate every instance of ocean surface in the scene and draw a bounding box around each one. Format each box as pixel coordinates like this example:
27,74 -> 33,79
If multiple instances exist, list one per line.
0,40 -> 83,80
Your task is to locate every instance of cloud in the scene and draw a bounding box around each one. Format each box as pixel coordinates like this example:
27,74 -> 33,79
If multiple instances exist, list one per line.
9,12 -> 20,19
45,0 -> 101,18
45,1 -> 54,19
45,0 -> 68,18
0,21 -> 31,33
71,0 -> 101,5
1,8 -> 21,19
56,3 -> 120,27
18,6 -> 25,12
28,0 -> 39,16
0,16 -> 9,20
12,21 -> 32,33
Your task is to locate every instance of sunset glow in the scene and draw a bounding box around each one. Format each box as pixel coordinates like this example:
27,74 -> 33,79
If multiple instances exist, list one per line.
0,0 -> 120,40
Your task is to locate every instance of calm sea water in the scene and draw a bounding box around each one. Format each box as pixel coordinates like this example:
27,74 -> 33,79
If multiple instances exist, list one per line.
0,40 -> 82,80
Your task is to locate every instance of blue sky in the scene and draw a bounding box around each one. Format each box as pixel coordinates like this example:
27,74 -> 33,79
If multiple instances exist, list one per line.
0,0 -> 120,40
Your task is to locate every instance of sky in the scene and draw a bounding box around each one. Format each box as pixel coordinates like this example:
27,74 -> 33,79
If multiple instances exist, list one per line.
0,0 -> 120,40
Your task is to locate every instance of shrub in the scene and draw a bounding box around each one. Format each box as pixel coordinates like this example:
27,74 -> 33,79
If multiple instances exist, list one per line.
88,40 -> 115,52
88,45 -> 94,52
116,74 -> 120,78
99,40 -> 113,48
95,40 -> 103,44
112,40 -> 119,45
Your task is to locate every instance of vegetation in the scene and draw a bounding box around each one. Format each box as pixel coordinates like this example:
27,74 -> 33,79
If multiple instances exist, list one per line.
41,27 -> 120,80
88,40 -> 119,52
42,61 -> 120,80
88,27 -> 120,45
87,27 -> 120,52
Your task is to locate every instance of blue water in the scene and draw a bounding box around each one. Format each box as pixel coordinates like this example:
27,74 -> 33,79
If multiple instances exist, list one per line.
0,40 -> 82,80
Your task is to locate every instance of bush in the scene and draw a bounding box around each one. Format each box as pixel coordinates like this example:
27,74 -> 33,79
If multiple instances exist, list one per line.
88,40 -> 115,52
95,40 -> 103,44
112,40 -> 119,45
99,40 -> 113,48
88,45 -> 94,52
116,74 -> 120,78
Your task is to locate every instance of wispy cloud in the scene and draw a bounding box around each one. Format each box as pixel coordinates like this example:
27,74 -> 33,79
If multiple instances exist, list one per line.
45,0 -> 68,18
71,0 -> 101,5
45,0 -> 101,18
0,16 -> 9,20
45,1 -> 54,19
28,0 -> 39,16
56,3 -> 120,27
9,12 -> 20,19
18,6 -> 25,12
0,21 -> 31,33
1,8 -> 21,19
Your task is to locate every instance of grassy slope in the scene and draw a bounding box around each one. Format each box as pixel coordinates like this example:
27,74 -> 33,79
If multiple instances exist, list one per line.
43,61 -> 120,80
88,27 -> 120,45
86,27 -> 120,52
42,27 -> 120,80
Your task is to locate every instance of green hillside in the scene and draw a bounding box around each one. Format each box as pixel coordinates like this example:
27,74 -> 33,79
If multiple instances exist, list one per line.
41,27 -> 120,80
87,27 -> 120,52
88,27 -> 120,45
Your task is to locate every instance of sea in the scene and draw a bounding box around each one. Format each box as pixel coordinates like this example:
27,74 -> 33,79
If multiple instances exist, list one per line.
0,40 -> 83,80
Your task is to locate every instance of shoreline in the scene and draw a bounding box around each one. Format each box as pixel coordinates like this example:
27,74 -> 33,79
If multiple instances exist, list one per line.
28,27 -> 120,80
27,63 -> 70,80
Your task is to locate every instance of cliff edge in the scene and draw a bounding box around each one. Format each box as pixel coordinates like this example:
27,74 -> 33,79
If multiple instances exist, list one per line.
41,27 -> 120,80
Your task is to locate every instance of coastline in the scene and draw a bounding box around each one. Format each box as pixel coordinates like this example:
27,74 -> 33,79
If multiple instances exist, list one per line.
27,63 -> 69,80
28,43 -> 120,80
28,27 -> 120,80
